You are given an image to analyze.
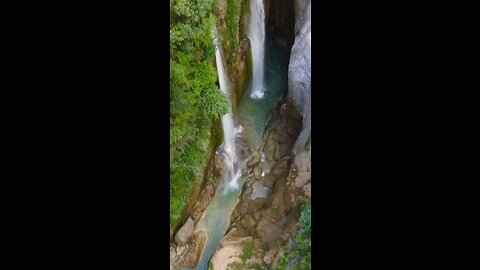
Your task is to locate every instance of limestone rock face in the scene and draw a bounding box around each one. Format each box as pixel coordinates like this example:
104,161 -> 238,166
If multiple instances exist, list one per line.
288,0 -> 311,153
294,0 -> 310,33
288,0 -> 311,201
175,218 -> 194,245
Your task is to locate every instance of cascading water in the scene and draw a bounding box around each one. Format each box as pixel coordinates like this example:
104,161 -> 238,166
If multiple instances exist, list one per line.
182,24 -> 287,270
213,27 -> 243,193
248,0 -> 266,100
185,28 -> 249,270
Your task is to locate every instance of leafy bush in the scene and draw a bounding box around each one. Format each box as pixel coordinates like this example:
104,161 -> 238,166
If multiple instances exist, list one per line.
273,199 -> 311,270
170,0 -> 229,236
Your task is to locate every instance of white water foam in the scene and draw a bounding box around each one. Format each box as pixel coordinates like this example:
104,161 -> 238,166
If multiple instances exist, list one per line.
248,0 -> 266,100
214,27 -> 243,194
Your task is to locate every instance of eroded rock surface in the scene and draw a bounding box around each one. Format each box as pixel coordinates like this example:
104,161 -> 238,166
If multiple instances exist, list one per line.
288,0 -> 311,155
175,217 -> 194,245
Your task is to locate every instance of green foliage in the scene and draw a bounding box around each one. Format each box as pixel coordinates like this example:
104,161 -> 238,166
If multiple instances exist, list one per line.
240,241 -> 254,262
270,207 -> 278,218
170,0 -> 229,236
227,262 -> 243,270
304,134 -> 311,151
222,0 -> 243,66
273,199 -> 311,270
209,262 -> 214,270
251,263 -> 262,270
259,240 -> 268,251
226,0 -> 240,48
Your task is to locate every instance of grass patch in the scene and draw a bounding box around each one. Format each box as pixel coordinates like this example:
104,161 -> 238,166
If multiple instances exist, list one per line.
227,262 -> 243,270
270,207 -> 278,218
240,241 -> 254,262
259,240 -> 268,251
251,263 -> 263,270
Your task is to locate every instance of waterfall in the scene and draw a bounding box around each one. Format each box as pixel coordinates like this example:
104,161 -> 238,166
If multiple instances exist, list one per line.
248,0 -> 266,100
213,27 -> 242,194
214,29 -> 229,96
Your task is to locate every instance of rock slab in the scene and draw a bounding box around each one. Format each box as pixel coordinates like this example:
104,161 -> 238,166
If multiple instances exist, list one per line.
175,217 -> 194,245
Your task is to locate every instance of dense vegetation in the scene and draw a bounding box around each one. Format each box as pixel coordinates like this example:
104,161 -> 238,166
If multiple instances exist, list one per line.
170,0 -> 229,236
224,0 -> 242,66
274,199 -> 311,270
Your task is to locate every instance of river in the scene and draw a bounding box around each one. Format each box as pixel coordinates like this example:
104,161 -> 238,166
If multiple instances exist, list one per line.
186,28 -> 288,270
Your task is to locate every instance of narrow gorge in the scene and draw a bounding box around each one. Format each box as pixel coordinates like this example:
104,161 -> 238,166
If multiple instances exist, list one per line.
170,0 -> 311,269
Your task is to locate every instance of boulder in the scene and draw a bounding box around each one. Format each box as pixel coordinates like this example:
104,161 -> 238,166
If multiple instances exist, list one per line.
254,166 -> 262,179
249,152 -> 261,167
175,218 -> 195,245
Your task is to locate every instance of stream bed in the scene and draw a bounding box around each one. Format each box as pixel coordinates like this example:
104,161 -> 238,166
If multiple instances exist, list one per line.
187,37 -> 287,270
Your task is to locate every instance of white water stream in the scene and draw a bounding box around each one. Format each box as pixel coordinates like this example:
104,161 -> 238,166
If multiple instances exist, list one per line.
185,17 -> 275,268
213,27 -> 243,193
248,0 -> 266,100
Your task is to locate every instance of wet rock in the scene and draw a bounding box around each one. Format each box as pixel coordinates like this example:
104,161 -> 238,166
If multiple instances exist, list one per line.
254,166 -> 262,179
175,218 -> 194,245
184,231 -> 206,268
214,155 -> 224,173
249,152 -> 261,167
251,182 -> 270,200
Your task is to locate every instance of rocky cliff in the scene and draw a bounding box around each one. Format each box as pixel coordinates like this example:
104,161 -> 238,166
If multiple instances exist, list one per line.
288,0 -> 312,152
288,0 -> 311,189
